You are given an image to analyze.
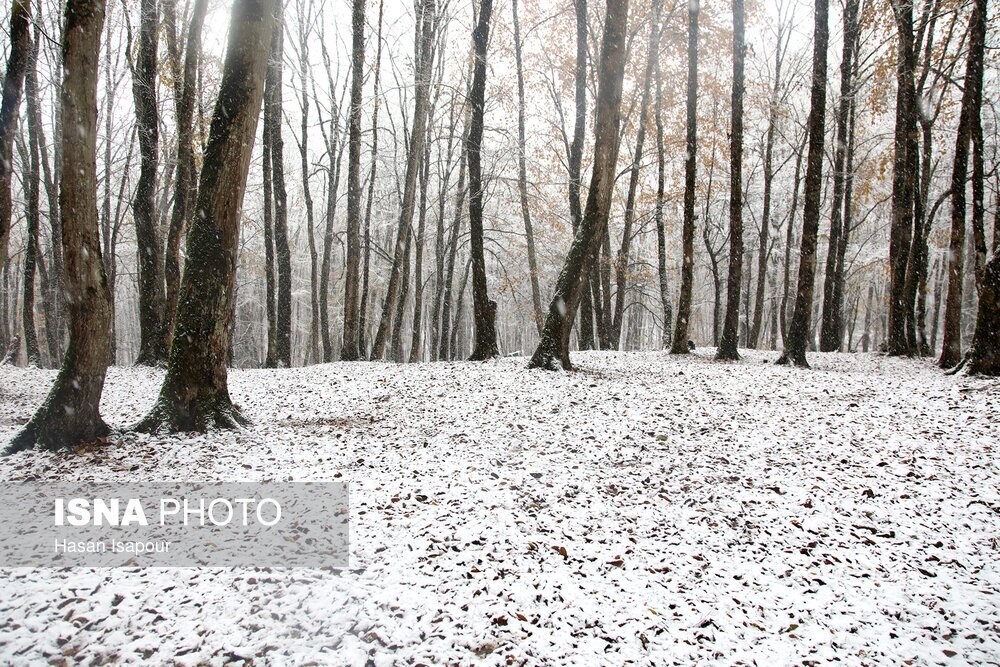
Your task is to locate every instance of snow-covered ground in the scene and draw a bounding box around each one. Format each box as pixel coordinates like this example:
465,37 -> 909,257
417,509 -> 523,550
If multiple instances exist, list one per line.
0,350 -> 997,665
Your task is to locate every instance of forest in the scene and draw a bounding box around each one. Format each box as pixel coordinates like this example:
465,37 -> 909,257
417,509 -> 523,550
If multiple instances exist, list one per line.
0,0 -> 998,663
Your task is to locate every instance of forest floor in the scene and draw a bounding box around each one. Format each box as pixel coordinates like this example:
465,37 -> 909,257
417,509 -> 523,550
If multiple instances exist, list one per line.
0,350 -> 998,665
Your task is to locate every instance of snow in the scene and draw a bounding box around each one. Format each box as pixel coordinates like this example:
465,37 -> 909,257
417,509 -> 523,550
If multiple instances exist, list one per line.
0,350 -> 998,664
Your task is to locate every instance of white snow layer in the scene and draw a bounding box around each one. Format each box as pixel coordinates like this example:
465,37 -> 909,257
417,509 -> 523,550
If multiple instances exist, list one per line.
0,350 -> 997,665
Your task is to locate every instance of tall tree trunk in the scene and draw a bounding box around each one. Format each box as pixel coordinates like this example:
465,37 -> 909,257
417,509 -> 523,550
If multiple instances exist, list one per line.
262,63 -> 277,367
528,0 -> 631,371
939,0 -> 985,369
340,0 -> 366,360
611,0 -> 661,350
717,0 -> 746,361
135,0 -> 273,433
963,253 -> 999,375
0,0 -> 30,326
886,0 -> 918,356
319,95 -> 344,362
818,0 -> 859,352
296,0 -> 319,365
468,0 -> 499,361
777,0 -> 829,367
781,132 -> 806,343
654,29 -> 671,349
569,0 -> 594,351
20,21 -> 41,366
269,3 -> 292,367
671,0 -> 697,354
371,0 -> 436,360
163,0 -> 208,352
512,0 -> 543,336
131,0 -> 167,366
749,23 -> 788,350
7,0 -> 112,453
438,147 -> 468,361
356,0 -> 385,358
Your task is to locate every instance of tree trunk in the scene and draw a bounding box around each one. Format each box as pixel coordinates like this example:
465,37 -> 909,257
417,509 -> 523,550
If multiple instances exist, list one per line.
749,21 -> 789,350
886,0 -> 918,356
163,0 -> 208,352
269,3 -> 292,367
777,0 -> 829,367
20,124 -> 40,366
340,0 -> 366,360
569,0 -> 594,352
295,0 -> 318,365
611,0 -> 661,350
319,98 -> 344,362
528,0 -> 631,371
7,0 -> 112,454
371,0 -> 436,360
717,0 -> 745,361
962,253 -> 1000,375
939,0 -> 985,369
262,62 -> 277,367
512,0 -> 543,336
131,0 -> 167,366
0,0 -> 30,319
670,0 -> 697,354
135,0 -> 274,433
467,0 -> 499,361
654,28 -> 671,349
818,0 -> 859,352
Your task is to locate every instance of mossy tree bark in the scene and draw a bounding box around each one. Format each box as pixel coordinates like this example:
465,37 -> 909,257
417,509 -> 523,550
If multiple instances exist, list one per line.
135,0 -> 274,433
7,0 -> 112,454
528,0 -> 631,371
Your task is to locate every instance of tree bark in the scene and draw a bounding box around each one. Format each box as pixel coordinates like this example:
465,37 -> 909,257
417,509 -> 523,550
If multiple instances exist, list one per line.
7,0 -> 112,454
717,0 -> 745,361
371,0 -> 436,360
777,0 -> 829,367
163,0 -> 208,353
939,0 -> 985,369
0,0 -> 30,317
886,0 -> 918,356
467,0 -> 499,361
340,0 -> 366,360
654,26 -> 671,349
135,0 -> 274,433
528,0 -> 631,371
612,0 -> 661,350
512,0 -> 543,336
670,0 -> 697,354
131,0 -> 167,366
569,0 -> 594,352
962,253 -> 1000,375
295,0 -> 319,365
268,3 -> 292,367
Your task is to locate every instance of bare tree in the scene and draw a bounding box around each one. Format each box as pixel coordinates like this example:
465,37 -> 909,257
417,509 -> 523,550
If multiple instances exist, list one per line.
717,0 -> 746,361
777,0 -> 829,367
529,0 -> 631,370
671,0 -> 697,354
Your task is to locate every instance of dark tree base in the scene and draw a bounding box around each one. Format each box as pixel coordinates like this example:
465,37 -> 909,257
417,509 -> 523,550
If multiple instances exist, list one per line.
528,346 -> 569,371
5,403 -> 110,455
715,348 -> 741,362
134,393 -> 249,434
469,300 -> 500,361
775,351 -> 810,368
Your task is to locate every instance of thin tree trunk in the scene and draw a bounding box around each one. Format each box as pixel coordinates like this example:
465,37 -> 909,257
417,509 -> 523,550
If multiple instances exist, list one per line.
130,0 -> 166,366
163,0 -> 208,352
529,0 -> 631,371
670,0 -> 697,354
939,0 -> 985,369
340,0 -> 366,360
136,0 -> 274,433
269,2 -> 292,367
512,0 -> 543,336
777,0 -> 829,367
468,0 -> 499,361
612,0 -> 661,350
819,0 -> 859,352
295,0 -> 319,365
654,30 -> 670,349
20,128 -> 40,366
717,0 -> 746,361
0,0 -> 30,326
8,0 -> 112,453
371,0 -> 436,360
569,0 -> 594,351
